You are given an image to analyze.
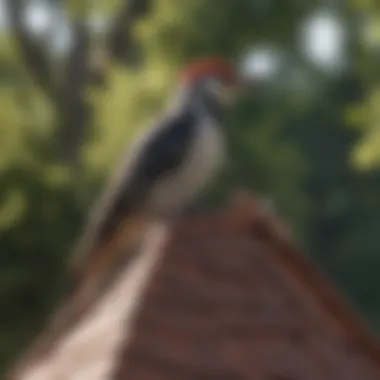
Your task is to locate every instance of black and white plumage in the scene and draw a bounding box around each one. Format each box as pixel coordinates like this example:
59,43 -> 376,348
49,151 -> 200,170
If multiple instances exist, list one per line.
71,59 -> 240,288
90,83 -> 226,242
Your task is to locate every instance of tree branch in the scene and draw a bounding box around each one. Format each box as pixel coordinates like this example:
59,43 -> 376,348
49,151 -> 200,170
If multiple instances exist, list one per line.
57,21 -> 92,170
108,0 -> 152,63
86,0 -> 153,87
62,0 -> 154,168
7,0 -> 154,173
6,0 -> 57,98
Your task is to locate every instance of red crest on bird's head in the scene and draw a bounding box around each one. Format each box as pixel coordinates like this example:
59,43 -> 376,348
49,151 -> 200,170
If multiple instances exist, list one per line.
180,57 -> 237,85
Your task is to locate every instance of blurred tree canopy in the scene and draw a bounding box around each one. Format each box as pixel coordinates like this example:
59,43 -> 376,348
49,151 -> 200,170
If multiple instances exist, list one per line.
0,0 -> 379,374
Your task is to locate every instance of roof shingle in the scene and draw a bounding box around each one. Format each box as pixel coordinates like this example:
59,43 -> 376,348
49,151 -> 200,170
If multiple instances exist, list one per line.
11,192 -> 380,380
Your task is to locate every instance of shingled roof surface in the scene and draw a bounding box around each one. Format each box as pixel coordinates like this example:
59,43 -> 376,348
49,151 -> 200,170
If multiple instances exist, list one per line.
112,194 -> 380,380
12,193 -> 380,380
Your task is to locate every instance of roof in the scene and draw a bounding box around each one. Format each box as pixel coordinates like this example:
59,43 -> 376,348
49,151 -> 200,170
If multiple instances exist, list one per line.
10,191 -> 380,379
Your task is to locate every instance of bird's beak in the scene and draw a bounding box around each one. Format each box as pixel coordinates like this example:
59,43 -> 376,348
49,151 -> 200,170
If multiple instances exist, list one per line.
235,74 -> 261,94
220,85 -> 238,105
217,84 -> 244,106
232,72 -> 268,103
211,77 -> 256,106
225,77 -> 252,104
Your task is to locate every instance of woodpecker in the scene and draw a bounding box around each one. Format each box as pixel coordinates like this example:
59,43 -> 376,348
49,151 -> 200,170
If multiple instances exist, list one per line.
99,59 -> 237,226
69,57 -> 245,292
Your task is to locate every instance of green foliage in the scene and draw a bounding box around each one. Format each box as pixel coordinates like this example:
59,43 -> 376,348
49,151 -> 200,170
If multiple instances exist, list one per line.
0,162 -> 83,369
0,0 -> 380,374
0,38 -> 84,369
348,0 -> 380,168
350,89 -> 380,168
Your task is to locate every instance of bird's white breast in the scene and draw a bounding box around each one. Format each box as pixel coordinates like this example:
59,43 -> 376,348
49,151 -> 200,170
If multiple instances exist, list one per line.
148,117 -> 225,214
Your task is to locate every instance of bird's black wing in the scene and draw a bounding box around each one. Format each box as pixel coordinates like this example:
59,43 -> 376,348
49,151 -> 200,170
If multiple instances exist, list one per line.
131,110 -> 197,185
75,109 -> 197,255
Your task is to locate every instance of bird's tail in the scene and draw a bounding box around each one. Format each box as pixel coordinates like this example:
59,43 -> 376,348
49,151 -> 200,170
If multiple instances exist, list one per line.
71,212 -> 153,309
59,212 -> 154,333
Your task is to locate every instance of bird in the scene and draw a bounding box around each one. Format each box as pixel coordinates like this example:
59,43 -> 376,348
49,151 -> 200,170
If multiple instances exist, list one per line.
17,58 -> 249,362
67,57 -> 247,301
